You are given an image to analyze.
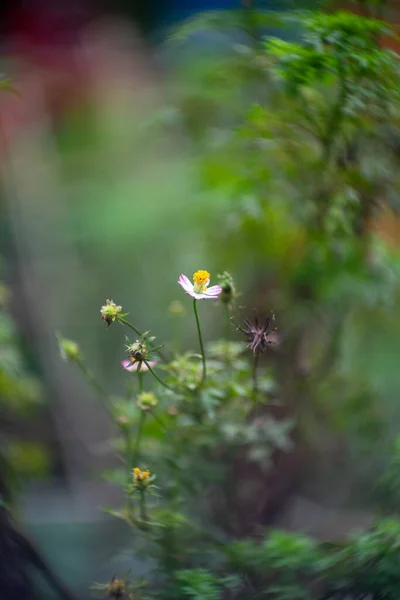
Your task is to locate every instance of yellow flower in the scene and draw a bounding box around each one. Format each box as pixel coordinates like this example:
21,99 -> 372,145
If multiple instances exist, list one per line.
133,467 -> 150,483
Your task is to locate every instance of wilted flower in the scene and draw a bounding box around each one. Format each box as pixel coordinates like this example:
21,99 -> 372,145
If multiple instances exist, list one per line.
117,416 -> 129,427
236,312 -> 278,354
217,271 -> 236,305
178,270 -> 222,300
58,336 -> 81,363
121,360 -> 157,373
100,299 -> 122,326
136,392 -> 158,411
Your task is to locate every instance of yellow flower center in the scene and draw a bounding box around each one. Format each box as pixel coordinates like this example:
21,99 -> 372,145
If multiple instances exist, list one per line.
193,270 -> 210,294
133,467 -> 150,482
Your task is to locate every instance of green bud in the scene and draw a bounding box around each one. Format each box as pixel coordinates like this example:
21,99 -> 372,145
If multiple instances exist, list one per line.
58,336 -> 81,363
100,299 -> 122,326
136,392 -> 158,411
217,271 -> 236,305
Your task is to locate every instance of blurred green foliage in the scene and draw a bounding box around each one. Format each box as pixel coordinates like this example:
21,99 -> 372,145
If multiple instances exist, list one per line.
0,280 -> 46,501
54,0 -> 400,599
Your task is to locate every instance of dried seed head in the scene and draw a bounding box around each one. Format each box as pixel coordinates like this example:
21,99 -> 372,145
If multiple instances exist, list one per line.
236,312 -> 278,354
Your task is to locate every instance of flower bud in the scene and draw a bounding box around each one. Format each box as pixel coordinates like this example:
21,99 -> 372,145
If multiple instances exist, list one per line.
58,336 -> 81,363
127,340 -> 148,363
132,467 -> 151,490
136,392 -> 158,412
108,577 -> 126,599
217,271 -> 236,305
100,299 -> 122,326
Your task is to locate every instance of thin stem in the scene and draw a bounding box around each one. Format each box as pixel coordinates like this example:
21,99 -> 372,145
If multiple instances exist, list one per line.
252,351 -> 260,398
225,305 -> 231,341
75,358 -> 112,417
139,490 -> 148,524
118,316 -> 143,337
132,411 -> 145,467
193,298 -> 206,386
118,317 -> 168,363
144,361 -> 175,393
138,372 -> 144,394
124,427 -> 134,512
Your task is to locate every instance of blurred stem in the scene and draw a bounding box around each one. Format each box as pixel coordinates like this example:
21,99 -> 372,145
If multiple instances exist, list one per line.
193,299 -> 206,387
144,360 -> 175,393
118,317 -> 168,362
225,305 -> 231,340
125,427 -> 134,512
133,411 -> 145,467
138,372 -> 144,393
152,411 -> 168,431
75,358 -> 112,418
139,490 -> 148,525
252,352 -> 259,397
242,0 -> 259,49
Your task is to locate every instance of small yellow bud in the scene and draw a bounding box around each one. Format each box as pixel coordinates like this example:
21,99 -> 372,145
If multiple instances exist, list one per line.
132,467 -> 151,490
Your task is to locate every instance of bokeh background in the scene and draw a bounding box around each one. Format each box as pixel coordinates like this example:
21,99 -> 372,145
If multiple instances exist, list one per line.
2,0 -> 400,598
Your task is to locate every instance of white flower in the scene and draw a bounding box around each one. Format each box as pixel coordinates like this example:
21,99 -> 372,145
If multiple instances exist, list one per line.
178,270 -> 222,300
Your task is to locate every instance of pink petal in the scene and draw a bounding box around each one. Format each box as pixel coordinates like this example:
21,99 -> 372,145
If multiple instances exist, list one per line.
121,360 -> 157,373
204,285 -> 222,297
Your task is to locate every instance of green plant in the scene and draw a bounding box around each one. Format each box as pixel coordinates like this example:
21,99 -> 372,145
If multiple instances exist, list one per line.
57,2 -> 400,599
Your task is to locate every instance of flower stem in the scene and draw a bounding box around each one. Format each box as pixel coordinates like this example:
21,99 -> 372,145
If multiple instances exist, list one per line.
118,317 -> 168,362
133,411 -> 145,467
152,411 -> 168,431
193,299 -> 206,386
75,358 -> 112,417
125,428 -> 134,511
144,361 -> 175,393
139,490 -> 148,525
225,305 -> 231,340
252,351 -> 260,398
138,372 -> 144,394
118,316 -> 143,337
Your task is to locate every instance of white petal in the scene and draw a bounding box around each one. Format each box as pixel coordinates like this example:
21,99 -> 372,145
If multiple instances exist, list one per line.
180,274 -> 192,287
204,285 -> 222,296
178,274 -> 194,294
